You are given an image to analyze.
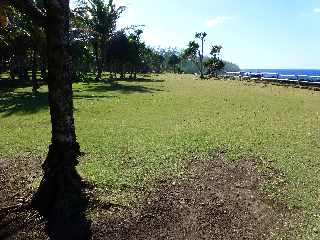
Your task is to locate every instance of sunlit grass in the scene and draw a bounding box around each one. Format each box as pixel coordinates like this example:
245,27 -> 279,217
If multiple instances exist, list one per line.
0,73 -> 319,238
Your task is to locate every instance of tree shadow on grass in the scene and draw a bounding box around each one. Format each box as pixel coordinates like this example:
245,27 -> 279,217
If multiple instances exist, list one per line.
116,77 -> 165,83
0,91 -> 49,117
73,94 -> 118,101
0,81 -> 162,116
0,92 -> 118,116
80,73 -> 164,84
0,75 -> 47,93
0,77 -> 33,93
84,81 -> 164,94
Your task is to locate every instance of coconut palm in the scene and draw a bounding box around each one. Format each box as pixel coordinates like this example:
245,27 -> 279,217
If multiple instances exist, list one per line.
73,0 -> 125,80
7,1 -> 90,238
195,32 -> 207,78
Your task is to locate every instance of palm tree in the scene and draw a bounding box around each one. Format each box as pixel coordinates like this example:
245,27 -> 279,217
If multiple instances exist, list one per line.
195,32 -> 207,78
73,0 -> 125,80
7,1 -> 90,238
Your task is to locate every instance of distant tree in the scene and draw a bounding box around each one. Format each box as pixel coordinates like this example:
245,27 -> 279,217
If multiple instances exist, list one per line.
104,28 -> 148,79
153,50 -> 165,72
24,14 -> 46,94
168,53 -> 181,73
210,45 -> 222,57
127,29 -> 144,78
182,32 -> 208,78
0,2 -> 47,94
195,32 -> 207,78
142,47 -> 165,73
69,38 -> 93,81
204,45 -> 225,77
106,30 -> 130,78
73,0 -> 125,80
182,40 -> 200,72
223,61 -> 240,72
0,7 -> 31,82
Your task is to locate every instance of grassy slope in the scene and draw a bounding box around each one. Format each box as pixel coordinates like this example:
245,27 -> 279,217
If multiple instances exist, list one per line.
0,73 -> 319,238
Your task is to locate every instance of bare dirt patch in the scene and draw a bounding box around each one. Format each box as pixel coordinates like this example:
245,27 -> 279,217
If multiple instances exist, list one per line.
0,152 -> 290,239
0,155 -> 45,240
92,153 -> 289,240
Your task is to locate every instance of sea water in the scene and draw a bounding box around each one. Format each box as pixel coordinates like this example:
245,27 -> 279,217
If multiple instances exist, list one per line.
242,69 -> 320,76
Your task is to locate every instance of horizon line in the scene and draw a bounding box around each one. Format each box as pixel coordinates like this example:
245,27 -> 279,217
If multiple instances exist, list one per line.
241,68 -> 320,70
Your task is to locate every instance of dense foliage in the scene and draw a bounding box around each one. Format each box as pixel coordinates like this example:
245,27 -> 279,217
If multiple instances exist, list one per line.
0,0 -> 240,90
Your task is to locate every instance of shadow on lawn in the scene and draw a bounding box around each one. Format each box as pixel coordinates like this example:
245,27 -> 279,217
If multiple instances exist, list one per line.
84,81 -> 164,94
0,92 -> 49,117
82,73 -> 164,84
0,77 -> 33,93
73,94 -> 118,101
0,81 -> 162,116
116,75 -> 165,83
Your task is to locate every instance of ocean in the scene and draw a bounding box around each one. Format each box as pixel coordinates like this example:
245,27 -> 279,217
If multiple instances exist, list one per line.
242,69 -> 320,76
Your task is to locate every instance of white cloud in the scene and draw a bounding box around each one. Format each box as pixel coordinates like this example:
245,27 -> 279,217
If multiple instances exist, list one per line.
115,0 -> 135,29
313,8 -> 320,14
205,16 -> 232,28
142,33 -> 160,47
114,0 -> 127,7
301,8 -> 320,17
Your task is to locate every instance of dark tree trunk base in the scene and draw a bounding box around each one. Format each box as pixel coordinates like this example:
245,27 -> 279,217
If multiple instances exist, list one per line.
31,143 -> 91,240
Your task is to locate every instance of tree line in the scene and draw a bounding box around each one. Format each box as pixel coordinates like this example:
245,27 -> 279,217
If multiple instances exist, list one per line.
0,0 -> 239,94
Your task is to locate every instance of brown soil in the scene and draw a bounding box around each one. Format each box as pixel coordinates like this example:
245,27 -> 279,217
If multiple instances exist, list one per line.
0,153 -> 289,239
92,153 -> 289,240
0,155 -> 46,239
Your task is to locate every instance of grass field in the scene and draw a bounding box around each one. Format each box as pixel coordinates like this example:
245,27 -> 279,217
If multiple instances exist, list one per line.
1,73 -> 319,238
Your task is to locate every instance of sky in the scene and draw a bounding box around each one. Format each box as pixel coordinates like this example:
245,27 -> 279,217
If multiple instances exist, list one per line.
72,0 -> 320,69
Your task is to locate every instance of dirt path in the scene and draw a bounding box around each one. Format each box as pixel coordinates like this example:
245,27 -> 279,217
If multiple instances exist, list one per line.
0,153 -> 289,239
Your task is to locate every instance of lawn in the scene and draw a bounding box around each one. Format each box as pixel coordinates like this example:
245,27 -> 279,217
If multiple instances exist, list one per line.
0,73 -> 319,239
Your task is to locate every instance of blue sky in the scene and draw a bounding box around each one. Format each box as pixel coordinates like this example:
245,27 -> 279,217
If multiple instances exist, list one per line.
72,0 -> 320,69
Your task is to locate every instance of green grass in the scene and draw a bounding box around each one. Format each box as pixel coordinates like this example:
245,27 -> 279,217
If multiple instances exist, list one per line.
0,73 -> 319,238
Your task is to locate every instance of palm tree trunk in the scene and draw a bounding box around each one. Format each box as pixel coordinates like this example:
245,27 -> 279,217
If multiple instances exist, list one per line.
94,40 -> 102,81
31,48 -> 39,95
31,1 -> 89,238
96,38 -> 107,81
200,38 -> 204,78
96,59 -> 102,81
40,54 -> 47,82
